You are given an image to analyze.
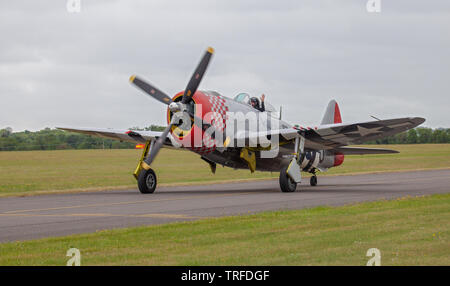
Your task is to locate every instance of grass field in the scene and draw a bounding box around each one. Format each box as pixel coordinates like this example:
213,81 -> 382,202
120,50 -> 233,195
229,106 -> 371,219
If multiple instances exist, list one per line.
0,144 -> 449,196
0,193 -> 448,265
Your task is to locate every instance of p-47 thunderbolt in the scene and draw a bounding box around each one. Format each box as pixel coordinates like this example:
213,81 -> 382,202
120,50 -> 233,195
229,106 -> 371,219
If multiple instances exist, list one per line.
59,47 -> 425,193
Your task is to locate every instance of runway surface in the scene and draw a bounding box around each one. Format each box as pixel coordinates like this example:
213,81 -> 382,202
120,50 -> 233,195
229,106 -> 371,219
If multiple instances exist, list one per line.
0,169 -> 449,242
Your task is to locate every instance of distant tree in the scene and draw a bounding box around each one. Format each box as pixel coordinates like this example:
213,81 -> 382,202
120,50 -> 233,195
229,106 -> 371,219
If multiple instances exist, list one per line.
129,126 -> 144,131
395,132 -> 407,144
146,125 -> 166,131
407,129 -> 418,144
417,127 -> 433,143
432,128 -> 448,143
130,125 -> 165,131
0,127 -> 13,137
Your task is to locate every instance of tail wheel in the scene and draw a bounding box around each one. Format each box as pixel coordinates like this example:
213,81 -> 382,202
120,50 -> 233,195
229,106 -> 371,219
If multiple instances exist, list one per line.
310,175 -> 317,186
279,164 -> 297,193
137,168 -> 157,194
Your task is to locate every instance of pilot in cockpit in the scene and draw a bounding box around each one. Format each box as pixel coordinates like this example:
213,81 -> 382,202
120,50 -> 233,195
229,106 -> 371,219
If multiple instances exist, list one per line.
250,94 -> 266,112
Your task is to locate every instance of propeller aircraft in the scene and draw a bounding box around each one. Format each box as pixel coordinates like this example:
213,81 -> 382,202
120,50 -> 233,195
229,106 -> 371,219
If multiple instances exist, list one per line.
59,47 -> 425,193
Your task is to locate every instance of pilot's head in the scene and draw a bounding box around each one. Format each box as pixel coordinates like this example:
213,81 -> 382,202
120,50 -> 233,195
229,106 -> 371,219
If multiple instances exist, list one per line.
250,97 -> 259,108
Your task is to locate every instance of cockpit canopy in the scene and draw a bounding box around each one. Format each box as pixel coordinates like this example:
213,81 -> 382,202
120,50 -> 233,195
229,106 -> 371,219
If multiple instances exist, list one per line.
234,93 -> 251,104
233,92 -> 278,115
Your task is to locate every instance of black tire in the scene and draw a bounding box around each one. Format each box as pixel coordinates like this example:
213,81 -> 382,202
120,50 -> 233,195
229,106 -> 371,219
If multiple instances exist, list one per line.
310,175 -> 317,186
137,168 -> 157,194
279,164 -> 297,192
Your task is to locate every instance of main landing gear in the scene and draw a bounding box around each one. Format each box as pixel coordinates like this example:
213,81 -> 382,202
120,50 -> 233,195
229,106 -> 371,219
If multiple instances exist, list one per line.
278,134 -> 319,192
134,140 -> 158,194
280,166 -> 319,191
279,164 -> 297,192
279,134 -> 305,193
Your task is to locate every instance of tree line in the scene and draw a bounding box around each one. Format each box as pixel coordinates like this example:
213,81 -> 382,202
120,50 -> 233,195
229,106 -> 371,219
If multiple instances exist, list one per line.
365,127 -> 450,144
0,125 -> 165,151
0,126 -> 448,151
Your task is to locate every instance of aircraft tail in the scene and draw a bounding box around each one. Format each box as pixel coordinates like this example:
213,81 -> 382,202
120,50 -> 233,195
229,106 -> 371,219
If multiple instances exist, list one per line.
321,99 -> 342,125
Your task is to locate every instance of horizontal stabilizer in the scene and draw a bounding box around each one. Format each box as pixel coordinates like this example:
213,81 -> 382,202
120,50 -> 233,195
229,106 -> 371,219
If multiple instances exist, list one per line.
332,146 -> 399,155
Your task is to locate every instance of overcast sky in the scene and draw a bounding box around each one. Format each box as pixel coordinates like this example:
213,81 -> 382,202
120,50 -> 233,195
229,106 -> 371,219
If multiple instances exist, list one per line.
1,0 -> 449,131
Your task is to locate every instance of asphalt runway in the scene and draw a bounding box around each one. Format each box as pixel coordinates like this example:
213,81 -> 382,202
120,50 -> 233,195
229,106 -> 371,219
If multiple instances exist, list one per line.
0,169 -> 449,242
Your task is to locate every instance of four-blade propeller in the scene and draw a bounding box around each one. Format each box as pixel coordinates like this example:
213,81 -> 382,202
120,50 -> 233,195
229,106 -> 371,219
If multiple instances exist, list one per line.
129,47 -> 215,169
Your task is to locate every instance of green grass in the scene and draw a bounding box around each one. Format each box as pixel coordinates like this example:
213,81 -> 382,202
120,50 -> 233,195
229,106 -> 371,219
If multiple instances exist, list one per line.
0,144 -> 449,196
0,193 -> 448,265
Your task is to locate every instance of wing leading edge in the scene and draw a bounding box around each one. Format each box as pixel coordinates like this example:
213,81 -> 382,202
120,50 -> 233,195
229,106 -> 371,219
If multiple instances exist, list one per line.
56,127 -> 175,147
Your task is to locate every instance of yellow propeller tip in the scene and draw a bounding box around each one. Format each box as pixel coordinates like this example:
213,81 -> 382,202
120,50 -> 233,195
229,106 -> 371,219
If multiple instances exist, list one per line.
129,75 -> 136,83
207,47 -> 214,54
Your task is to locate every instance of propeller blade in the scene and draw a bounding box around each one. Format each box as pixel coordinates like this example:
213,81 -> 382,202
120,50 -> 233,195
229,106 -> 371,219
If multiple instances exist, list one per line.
142,120 -> 174,168
182,47 -> 214,104
130,75 -> 173,105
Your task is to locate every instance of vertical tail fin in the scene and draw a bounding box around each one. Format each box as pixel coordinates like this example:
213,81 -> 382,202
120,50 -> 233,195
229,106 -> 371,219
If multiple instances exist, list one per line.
321,99 -> 342,125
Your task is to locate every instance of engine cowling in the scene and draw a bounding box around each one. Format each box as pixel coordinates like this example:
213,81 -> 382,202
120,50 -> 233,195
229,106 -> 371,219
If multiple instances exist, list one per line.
167,91 -> 228,155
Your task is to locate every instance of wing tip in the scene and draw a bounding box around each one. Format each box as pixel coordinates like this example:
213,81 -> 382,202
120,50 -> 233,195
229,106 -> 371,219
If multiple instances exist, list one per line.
415,117 -> 426,124
409,117 -> 426,128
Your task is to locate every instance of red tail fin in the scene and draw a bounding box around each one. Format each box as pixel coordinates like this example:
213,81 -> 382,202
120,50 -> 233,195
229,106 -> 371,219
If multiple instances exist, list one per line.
334,102 -> 342,123
321,100 -> 343,125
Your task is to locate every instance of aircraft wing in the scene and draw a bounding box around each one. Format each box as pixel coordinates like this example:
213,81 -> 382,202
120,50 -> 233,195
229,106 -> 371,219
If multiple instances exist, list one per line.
57,127 -> 177,147
236,117 -> 424,151
303,117 -> 425,149
60,117 -> 424,151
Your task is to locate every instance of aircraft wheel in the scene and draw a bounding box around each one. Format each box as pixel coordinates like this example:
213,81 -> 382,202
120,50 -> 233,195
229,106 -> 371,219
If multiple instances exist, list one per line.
279,164 -> 297,192
137,168 -> 157,194
310,175 -> 318,186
